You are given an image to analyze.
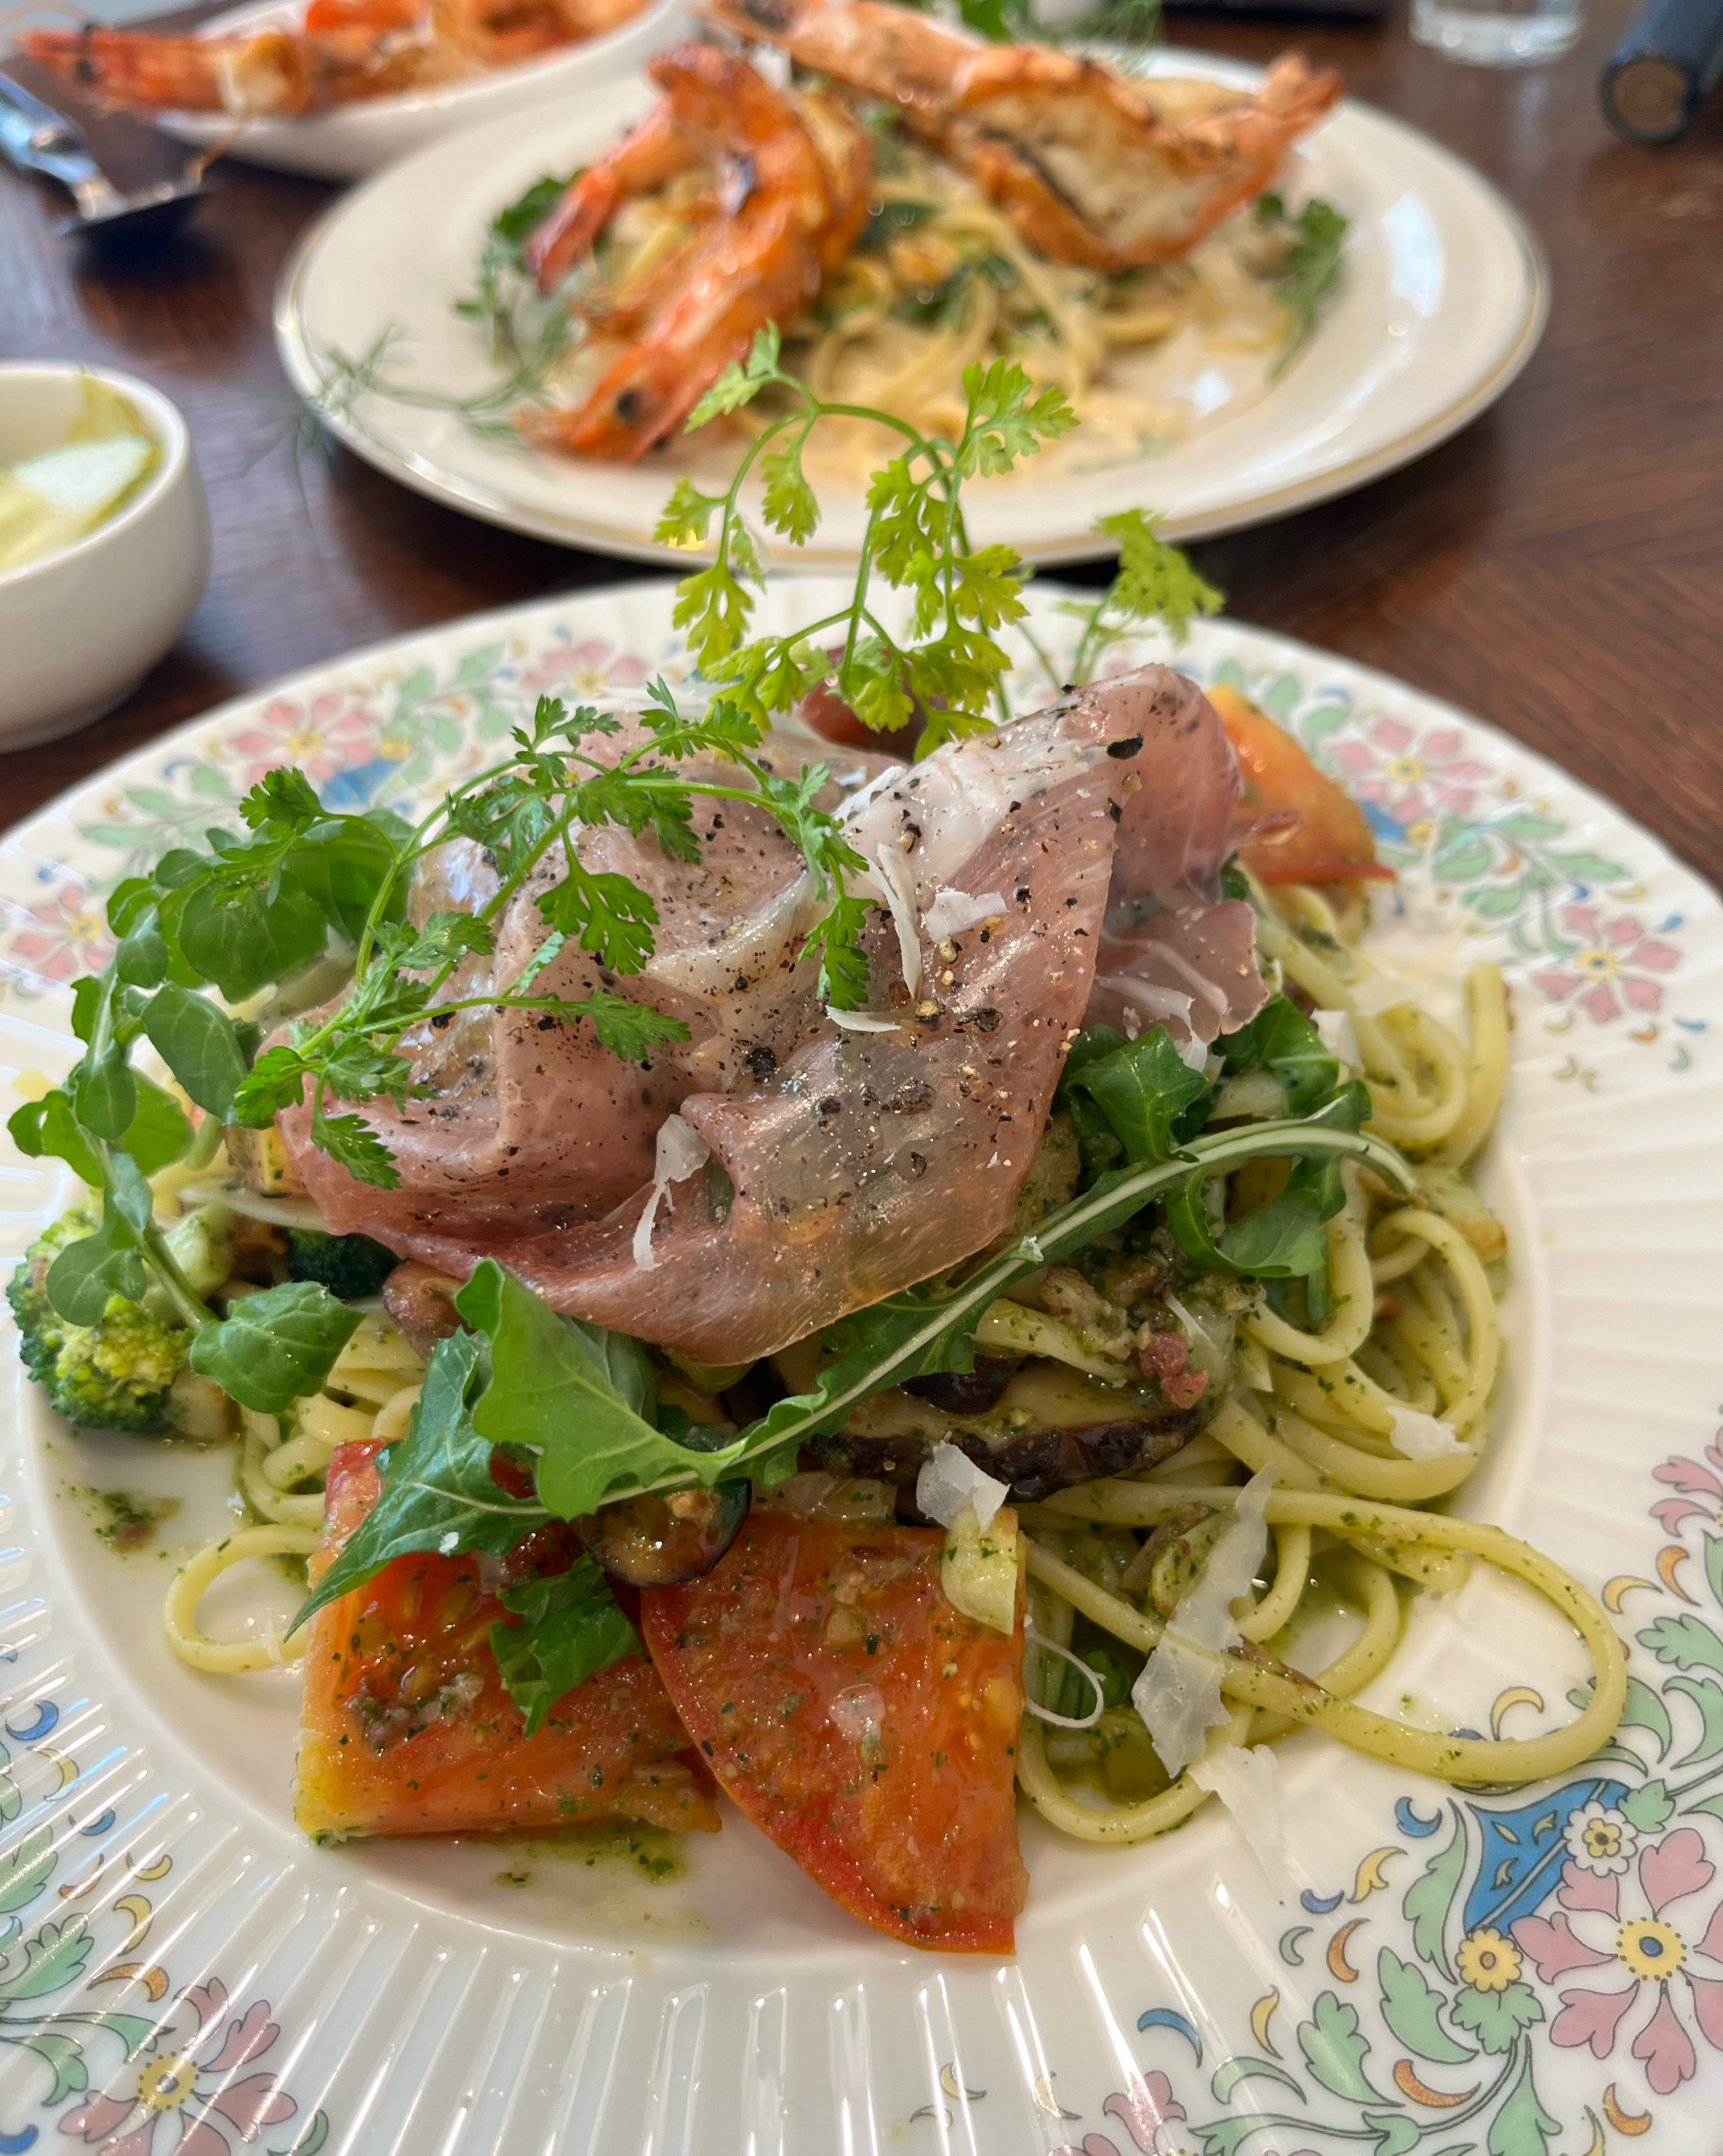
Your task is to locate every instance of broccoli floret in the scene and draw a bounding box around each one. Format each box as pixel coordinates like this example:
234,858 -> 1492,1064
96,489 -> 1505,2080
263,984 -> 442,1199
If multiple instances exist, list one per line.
285,1229 -> 399,1301
7,1204 -> 233,1437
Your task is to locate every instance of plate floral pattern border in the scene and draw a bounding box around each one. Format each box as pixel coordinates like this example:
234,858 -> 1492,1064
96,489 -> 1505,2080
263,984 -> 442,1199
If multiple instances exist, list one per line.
0,581 -> 1717,2156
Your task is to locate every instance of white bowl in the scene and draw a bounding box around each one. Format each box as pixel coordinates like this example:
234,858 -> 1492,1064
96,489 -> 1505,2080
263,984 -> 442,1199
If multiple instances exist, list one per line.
160,0 -> 690,181
0,364 -> 211,748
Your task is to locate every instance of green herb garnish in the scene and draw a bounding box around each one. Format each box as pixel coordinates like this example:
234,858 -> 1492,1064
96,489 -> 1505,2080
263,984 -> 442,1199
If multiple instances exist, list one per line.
1255,192 -> 1349,377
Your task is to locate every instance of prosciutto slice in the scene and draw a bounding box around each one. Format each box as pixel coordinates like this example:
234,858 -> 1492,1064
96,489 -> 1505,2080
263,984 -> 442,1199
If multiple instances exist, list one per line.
277,666 -> 1265,1364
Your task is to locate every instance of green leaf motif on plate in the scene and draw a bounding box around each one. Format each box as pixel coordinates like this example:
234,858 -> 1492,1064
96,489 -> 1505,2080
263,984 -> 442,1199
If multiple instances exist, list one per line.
1404,1807 -> 1467,1980
1485,2048 -> 1560,2156
1616,1673 -> 1674,1760
1450,1982 -> 1542,2056
1617,1779 -> 1675,1832
0,1914 -> 93,2002
1296,1991 -> 1380,2105
1378,1948 -> 1475,2064
1,2027 -> 87,2104
1667,1674 -> 1723,1768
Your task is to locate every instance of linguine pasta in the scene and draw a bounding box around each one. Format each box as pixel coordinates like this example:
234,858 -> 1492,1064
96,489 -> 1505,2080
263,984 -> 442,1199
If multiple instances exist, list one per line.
157,872 -> 1623,1860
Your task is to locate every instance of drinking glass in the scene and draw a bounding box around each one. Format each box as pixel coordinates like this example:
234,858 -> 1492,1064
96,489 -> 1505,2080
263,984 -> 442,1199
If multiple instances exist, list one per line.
1411,0 -> 1585,64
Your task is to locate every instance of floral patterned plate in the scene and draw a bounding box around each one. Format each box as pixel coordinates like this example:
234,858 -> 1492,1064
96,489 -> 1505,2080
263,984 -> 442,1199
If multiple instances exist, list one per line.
0,579 -> 1717,2156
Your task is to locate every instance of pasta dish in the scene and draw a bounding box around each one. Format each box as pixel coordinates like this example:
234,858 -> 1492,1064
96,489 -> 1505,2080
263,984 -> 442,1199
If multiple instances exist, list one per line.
455,3 -> 1348,472
7,365 -> 1626,1953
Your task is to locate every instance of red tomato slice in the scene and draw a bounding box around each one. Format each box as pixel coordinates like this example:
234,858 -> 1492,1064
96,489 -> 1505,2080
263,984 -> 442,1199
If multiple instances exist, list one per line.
640,1495 -> 1028,1952
295,1441 -> 719,1842
1211,684 -> 1393,885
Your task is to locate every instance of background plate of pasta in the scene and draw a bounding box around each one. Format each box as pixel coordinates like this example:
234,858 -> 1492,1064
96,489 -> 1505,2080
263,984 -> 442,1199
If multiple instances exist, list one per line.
276,39 -> 1546,563
0,574 -> 1718,2156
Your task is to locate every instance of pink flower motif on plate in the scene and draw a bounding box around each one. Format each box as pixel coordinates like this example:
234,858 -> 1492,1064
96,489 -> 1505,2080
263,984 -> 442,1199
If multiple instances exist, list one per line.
60,1977 -> 297,2156
1513,1826 -> 1723,2094
1530,902 -> 1680,1025
1325,714 -> 1493,842
520,637 -> 651,697
1054,2072 -> 1188,2156
9,879 -> 115,982
1650,1433 -> 1723,1536
224,693 -> 379,789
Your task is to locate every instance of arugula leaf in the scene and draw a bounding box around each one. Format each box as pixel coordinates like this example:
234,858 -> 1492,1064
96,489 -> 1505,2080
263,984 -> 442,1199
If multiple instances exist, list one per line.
187,1281 -> 362,1413
1218,995 -> 1339,1116
295,1328 -> 548,1626
456,1261 -> 747,1516
721,1106 -> 1415,1482
1161,1083 -> 1371,1279
1060,1025 -> 1208,1166
491,1556 -> 640,1736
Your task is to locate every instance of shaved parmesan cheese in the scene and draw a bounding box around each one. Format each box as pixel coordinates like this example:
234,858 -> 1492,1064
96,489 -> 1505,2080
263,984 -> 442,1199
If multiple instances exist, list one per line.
923,887 -> 1009,942
873,842 -> 922,1001
1130,1467 -> 1275,1778
1190,1742 -> 1289,1885
632,1112 -> 709,1270
1389,1404 -> 1467,1459
1312,1009 -> 1360,1067
825,1008 -> 903,1033
916,1441 -> 1009,1530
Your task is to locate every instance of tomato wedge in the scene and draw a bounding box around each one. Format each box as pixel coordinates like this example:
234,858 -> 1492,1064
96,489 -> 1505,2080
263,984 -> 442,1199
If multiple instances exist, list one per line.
1210,683 -> 1393,885
294,1441 -> 719,1842
640,1494 -> 1028,1952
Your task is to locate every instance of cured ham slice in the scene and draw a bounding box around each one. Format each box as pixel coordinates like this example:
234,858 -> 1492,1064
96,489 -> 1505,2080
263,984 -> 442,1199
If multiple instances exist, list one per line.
280,732 -> 892,1250
277,668 -> 1265,1363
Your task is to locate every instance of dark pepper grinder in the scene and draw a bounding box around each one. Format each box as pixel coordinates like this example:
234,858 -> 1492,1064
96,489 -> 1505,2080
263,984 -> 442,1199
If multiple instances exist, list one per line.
1600,0 -> 1723,140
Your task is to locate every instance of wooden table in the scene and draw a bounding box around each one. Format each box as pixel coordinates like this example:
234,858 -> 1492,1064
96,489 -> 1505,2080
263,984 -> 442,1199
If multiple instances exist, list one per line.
3,0 -> 1721,886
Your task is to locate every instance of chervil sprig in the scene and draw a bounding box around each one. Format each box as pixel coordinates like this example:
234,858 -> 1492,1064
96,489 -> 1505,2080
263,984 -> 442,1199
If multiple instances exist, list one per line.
1061,508 -> 1226,683
655,326 -> 1076,761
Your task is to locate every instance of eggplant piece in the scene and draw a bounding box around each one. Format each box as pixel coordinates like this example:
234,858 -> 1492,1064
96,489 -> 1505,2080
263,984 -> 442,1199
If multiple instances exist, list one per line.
903,1352 -> 1023,1415
816,1359 -> 1207,1502
577,1479 -> 752,1588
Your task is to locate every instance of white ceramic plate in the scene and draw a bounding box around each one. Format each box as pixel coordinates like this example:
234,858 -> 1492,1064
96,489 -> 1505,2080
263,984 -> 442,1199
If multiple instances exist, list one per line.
156,0 -> 688,180
0,582 -> 1718,2156
275,57 -> 1547,564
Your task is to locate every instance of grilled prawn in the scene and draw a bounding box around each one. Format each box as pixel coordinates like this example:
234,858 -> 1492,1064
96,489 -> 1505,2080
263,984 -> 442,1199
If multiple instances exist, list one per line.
14,0 -> 646,118
705,0 -> 1341,272
520,42 -> 872,461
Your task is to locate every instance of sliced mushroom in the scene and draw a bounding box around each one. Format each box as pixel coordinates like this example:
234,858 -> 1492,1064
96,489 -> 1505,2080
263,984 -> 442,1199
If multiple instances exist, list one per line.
816,1359 -> 1206,1502
381,1262 -> 466,1360
577,1479 -> 753,1588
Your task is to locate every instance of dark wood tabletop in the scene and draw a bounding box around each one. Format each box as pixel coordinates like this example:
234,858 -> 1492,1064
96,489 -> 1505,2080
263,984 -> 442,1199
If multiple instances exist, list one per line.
3,0 -> 1720,885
